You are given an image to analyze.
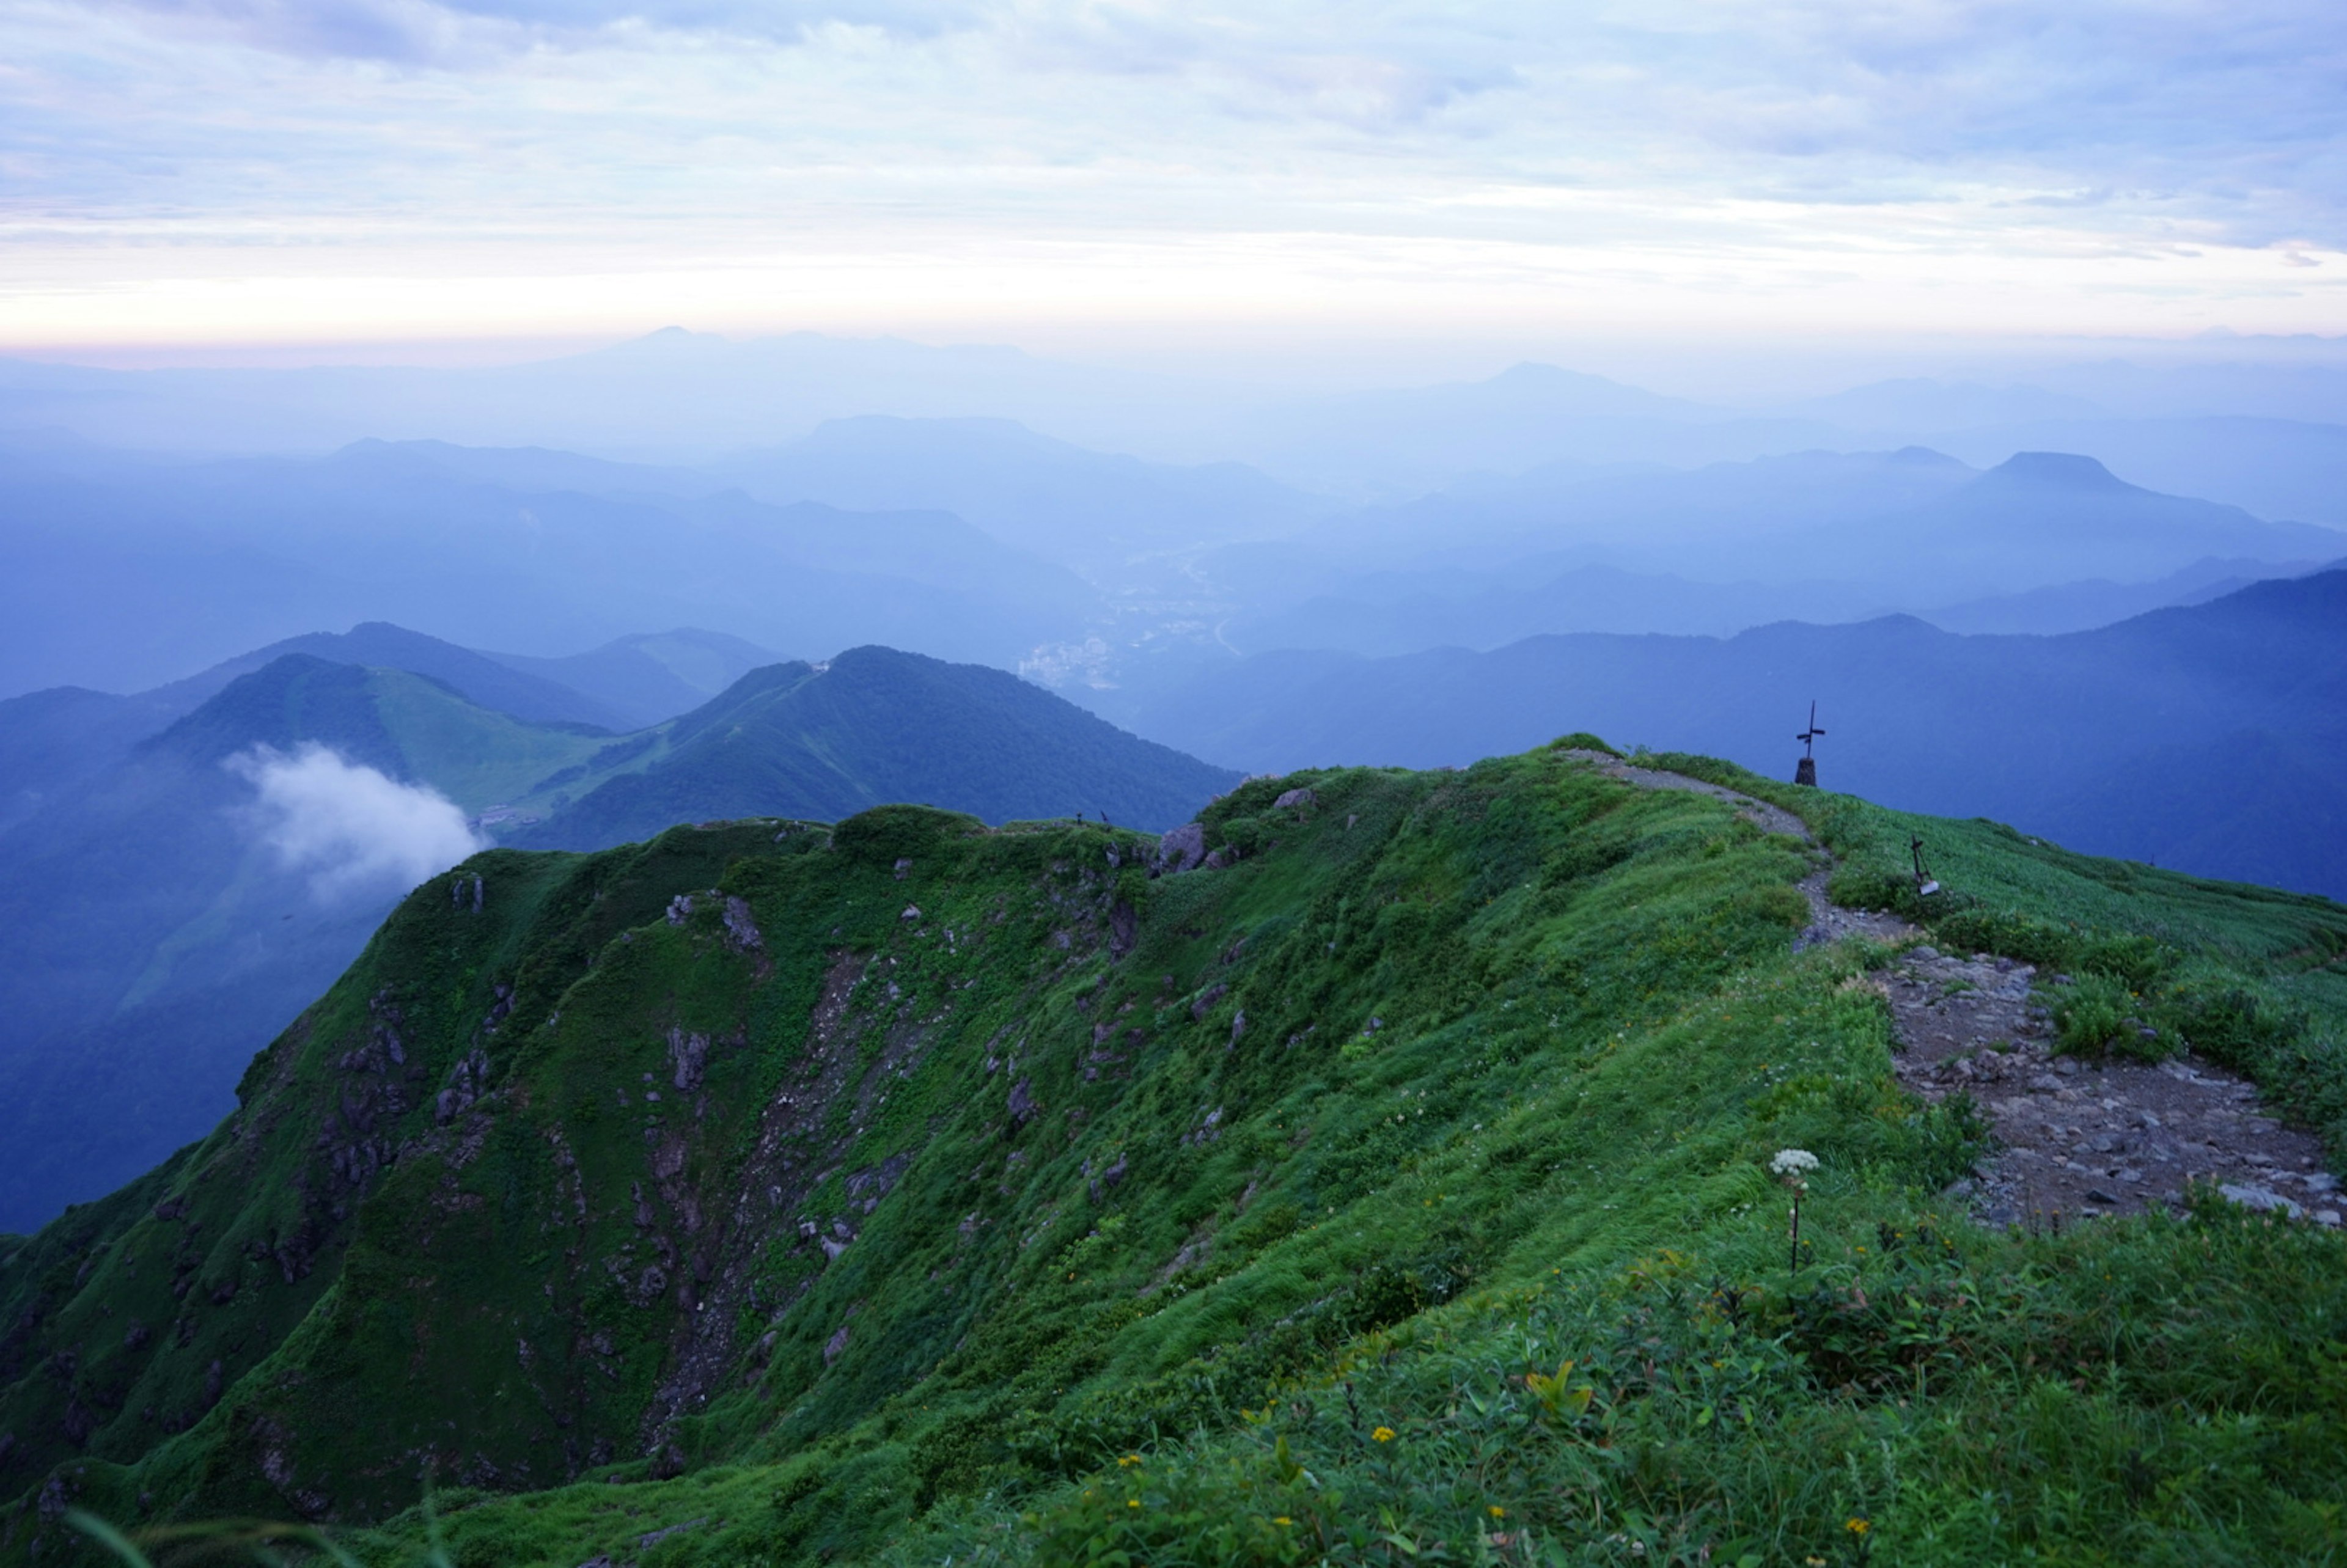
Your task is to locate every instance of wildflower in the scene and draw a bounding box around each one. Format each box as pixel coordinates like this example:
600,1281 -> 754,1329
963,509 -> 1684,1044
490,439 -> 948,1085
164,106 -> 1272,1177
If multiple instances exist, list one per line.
1117,1454 -> 1141,1468
1274,1517 -> 1293,1527
1488,1505 -> 1507,1518
1772,1148 -> 1818,1274
1372,1426 -> 1397,1442
1846,1518 -> 1870,1535
1128,1500 -> 1140,1509
1769,1148 -> 1820,1181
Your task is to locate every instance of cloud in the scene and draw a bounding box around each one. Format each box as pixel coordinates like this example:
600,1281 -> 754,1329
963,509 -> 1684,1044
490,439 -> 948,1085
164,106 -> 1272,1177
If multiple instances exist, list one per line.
7,0 -> 2347,343
228,743 -> 485,900
85,0 -> 971,64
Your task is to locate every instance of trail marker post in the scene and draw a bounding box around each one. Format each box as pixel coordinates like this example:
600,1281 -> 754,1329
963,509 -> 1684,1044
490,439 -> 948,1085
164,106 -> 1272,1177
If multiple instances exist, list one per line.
1911,835 -> 1941,898
1793,702 -> 1825,787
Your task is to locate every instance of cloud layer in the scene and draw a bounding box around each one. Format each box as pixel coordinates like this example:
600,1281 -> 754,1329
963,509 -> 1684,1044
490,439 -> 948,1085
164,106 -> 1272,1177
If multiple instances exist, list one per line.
4,1 -> 2343,348
229,744 -> 485,899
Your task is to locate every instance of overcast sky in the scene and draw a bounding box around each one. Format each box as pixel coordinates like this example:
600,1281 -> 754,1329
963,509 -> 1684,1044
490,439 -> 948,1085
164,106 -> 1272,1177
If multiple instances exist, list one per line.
4,1 -> 2345,360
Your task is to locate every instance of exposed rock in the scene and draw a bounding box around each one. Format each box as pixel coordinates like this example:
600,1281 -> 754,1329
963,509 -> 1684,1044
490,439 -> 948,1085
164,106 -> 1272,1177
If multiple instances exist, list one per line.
2217,1182 -> 2304,1218
638,1516 -> 708,1550
1007,1077 -> 1038,1127
666,1028 -> 710,1093
823,1324 -> 852,1363
1273,786 -> 1317,811
1183,1106 -> 1225,1147
1156,822 -> 1207,876
721,896 -> 763,952
1109,898 -> 1139,958
1191,983 -> 1228,1022
844,1154 -> 911,1209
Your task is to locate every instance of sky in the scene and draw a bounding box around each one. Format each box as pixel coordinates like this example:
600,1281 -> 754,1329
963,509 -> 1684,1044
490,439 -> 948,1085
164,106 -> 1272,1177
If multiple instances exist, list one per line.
4,1 -> 2346,361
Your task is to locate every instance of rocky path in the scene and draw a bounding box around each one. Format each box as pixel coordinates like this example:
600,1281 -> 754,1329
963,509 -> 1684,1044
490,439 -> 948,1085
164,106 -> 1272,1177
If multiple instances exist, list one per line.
1569,752 -> 2342,1230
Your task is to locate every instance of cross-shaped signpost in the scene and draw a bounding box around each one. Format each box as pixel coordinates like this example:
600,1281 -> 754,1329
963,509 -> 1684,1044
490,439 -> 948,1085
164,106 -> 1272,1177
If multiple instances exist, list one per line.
1793,701 -> 1825,787
1911,834 -> 1941,898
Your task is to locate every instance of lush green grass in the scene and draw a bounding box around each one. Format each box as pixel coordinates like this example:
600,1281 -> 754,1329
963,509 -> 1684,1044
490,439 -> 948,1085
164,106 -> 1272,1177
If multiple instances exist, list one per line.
8,742 -> 2343,1568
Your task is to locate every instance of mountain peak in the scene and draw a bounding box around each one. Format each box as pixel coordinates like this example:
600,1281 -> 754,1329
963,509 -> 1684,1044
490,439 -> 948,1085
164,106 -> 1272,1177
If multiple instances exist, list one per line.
1981,450 -> 2131,491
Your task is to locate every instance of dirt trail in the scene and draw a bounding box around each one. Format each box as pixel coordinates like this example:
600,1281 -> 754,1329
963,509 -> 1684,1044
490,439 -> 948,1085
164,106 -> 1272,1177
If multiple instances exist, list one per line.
1568,752 -> 2343,1231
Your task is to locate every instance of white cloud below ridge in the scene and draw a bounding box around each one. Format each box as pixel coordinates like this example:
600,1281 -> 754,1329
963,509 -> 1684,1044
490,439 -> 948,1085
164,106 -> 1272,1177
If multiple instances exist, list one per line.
228,744 -> 485,901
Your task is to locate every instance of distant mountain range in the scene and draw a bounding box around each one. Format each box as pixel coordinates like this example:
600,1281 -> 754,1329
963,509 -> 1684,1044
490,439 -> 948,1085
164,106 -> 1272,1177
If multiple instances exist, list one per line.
4,404 -> 2341,707
1102,566 -> 2347,902
707,416 -> 1331,569
0,436 -> 1095,696
1209,450 -> 2341,657
0,636 -> 1237,1233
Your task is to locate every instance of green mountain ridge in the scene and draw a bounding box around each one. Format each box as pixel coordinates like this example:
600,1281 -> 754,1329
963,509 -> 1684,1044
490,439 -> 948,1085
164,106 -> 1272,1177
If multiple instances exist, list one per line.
4,745 -> 2342,1564
0,645 -> 1236,1236
506,647 -> 1241,848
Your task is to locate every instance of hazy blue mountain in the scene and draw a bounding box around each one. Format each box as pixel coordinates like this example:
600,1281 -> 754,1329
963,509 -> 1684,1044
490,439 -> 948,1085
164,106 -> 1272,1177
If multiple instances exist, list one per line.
0,438 -> 1094,696
1202,450 -> 2340,664
2026,356 -> 2347,425
0,656 -> 493,1233
0,331 -> 1227,461
1220,362 -> 1849,494
514,646 -> 1240,851
1208,447 -> 1980,597
1777,452 -> 2340,596
488,628 -> 784,729
1917,557 -> 2309,636
1786,378 -> 2106,430
0,641 -> 1236,1233
1221,553 -> 2306,657
0,686 -> 188,836
152,620 -> 634,730
1930,416 -> 2347,530
1106,568 -> 2347,899
1222,566 -> 1893,654
323,436 -> 713,499
707,416 -> 1330,566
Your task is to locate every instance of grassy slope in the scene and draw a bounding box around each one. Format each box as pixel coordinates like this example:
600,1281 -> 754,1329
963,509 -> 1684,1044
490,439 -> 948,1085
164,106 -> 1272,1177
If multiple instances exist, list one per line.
365,671 -> 611,813
509,648 -> 1242,844
2,746 -> 2341,1567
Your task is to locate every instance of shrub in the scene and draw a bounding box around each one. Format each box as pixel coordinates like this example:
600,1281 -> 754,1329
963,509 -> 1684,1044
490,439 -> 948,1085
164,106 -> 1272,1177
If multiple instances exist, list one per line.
2051,973 -> 2172,1061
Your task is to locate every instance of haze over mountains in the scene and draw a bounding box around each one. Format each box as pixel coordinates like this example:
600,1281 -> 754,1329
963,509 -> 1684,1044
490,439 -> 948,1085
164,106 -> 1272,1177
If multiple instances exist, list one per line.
3,329 -> 2345,1242
5,338 -> 2343,706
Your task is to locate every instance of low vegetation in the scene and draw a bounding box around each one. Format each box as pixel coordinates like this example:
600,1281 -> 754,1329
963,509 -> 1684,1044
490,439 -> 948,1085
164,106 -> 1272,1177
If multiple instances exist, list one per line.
6,743 -> 2341,1566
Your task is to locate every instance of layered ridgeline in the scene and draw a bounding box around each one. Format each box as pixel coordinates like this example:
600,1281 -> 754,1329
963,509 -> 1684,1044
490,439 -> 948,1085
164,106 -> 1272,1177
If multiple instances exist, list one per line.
3,747 -> 2343,1564
1110,566 -> 2347,900
0,645 -> 1235,1233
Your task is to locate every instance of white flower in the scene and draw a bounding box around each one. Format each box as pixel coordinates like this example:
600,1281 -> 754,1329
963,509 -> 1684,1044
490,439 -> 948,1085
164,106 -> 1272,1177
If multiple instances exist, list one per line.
1770,1149 -> 1820,1178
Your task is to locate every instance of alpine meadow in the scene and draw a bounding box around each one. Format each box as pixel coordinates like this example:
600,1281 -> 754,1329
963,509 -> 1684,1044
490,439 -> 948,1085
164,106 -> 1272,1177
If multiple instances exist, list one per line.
6,744 -> 2343,1564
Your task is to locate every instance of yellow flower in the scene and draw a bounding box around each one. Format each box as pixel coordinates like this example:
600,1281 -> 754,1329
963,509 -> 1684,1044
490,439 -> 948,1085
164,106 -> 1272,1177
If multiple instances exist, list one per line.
1846,1518 -> 1871,1535
1117,1454 -> 1141,1468
1488,1505 -> 1506,1518
1128,1500 -> 1140,1509
1372,1426 -> 1397,1442
1274,1517 -> 1293,1526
